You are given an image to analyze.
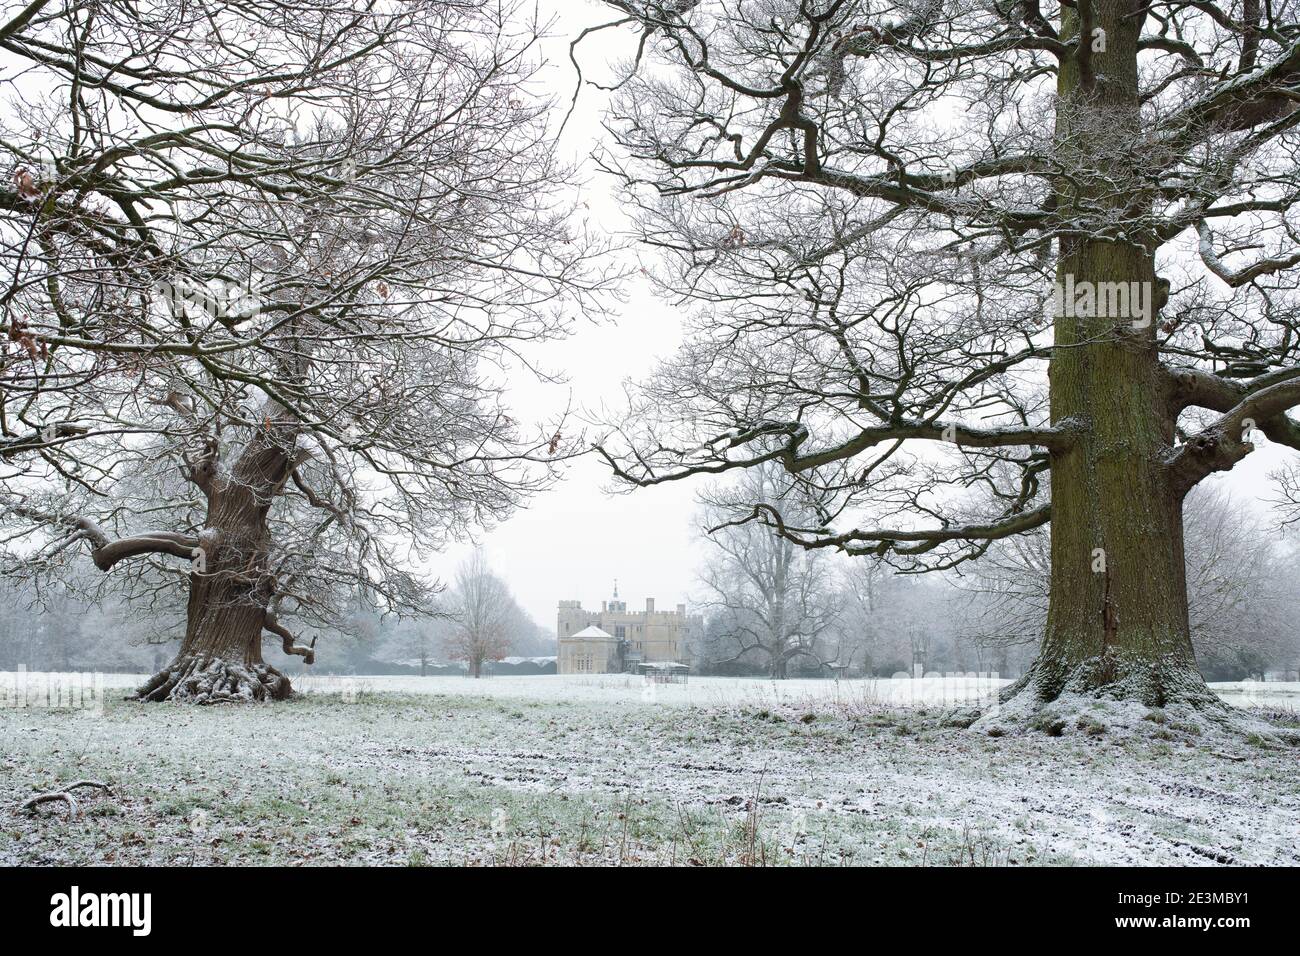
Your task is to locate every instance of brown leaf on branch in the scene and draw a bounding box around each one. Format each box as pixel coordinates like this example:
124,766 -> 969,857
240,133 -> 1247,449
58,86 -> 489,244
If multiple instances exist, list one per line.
8,316 -> 40,359
13,167 -> 40,201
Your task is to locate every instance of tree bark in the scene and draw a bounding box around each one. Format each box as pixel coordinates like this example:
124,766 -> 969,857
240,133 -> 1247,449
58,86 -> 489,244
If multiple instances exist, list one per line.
134,419 -> 300,704
1000,2 -> 1221,716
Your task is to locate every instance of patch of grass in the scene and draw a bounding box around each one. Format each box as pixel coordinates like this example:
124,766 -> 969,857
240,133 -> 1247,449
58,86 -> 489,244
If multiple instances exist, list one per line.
1031,714 -> 1067,737
1077,715 -> 1107,737
1257,707 -> 1300,729
156,794 -> 209,818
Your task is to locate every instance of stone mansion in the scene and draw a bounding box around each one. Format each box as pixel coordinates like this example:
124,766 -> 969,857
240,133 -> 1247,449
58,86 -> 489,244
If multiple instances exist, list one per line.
557,586 -> 700,675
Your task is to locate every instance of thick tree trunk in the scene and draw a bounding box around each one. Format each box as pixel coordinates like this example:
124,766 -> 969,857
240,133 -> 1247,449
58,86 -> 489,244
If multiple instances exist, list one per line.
1014,240 -> 1216,711
997,2 -> 1221,719
134,420 -> 298,704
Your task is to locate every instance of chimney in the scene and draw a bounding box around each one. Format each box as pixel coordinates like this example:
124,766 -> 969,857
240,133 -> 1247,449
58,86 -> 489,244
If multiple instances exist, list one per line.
646,597 -> 655,613
677,603 -> 686,615
602,601 -> 608,612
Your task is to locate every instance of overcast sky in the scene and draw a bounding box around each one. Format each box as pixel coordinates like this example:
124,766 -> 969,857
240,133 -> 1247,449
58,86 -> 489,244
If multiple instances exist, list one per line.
423,0 -> 1295,631
420,2 -> 706,627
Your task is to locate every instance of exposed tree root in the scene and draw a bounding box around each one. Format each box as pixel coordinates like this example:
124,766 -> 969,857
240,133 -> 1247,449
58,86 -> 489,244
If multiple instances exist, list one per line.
133,656 -> 292,704
21,779 -> 111,818
968,654 -> 1297,744
1003,652 -> 1225,711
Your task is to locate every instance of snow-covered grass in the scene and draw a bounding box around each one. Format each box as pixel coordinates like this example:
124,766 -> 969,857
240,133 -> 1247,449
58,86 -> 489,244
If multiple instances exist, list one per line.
1,674 -> 1296,866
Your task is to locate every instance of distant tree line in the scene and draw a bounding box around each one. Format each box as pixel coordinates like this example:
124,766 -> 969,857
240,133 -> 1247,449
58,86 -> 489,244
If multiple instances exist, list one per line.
691,465 -> 1299,682
0,552 -> 554,676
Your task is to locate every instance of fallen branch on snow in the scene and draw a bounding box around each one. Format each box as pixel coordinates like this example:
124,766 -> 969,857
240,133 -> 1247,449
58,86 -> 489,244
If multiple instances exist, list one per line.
20,780 -> 111,818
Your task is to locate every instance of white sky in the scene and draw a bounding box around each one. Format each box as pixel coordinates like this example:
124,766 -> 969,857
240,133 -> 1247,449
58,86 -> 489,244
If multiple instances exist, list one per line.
424,1 -> 1295,631
422,2 -> 705,626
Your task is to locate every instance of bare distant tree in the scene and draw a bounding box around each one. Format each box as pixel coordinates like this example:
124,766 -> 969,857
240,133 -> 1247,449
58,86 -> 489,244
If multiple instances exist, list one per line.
0,1 -> 610,701
443,551 -> 518,678
955,528 -> 1054,655
1273,461 -> 1300,527
831,558 -> 901,675
697,464 -> 839,678
835,560 -> 983,676
588,0 -> 1300,719
385,618 -> 444,678
828,557 -> 886,674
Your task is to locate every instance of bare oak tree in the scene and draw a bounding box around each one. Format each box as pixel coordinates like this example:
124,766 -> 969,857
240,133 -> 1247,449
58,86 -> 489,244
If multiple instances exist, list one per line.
586,0 -> 1300,722
0,1 -> 609,701
442,550 -> 519,678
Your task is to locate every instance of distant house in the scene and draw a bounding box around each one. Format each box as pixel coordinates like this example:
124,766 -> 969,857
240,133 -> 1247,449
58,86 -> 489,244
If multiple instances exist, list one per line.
556,585 -> 701,675
560,626 -> 619,674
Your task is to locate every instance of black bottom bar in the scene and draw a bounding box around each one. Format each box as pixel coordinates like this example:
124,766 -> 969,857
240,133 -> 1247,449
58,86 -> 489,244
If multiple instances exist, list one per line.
0,865 -> 1283,942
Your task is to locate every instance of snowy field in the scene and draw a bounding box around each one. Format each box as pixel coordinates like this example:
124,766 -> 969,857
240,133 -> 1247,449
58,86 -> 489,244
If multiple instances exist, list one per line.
1,673 -> 1297,866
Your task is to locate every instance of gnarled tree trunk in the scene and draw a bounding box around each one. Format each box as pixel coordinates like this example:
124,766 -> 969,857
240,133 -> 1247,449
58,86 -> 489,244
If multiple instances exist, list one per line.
133,416 -> 312,704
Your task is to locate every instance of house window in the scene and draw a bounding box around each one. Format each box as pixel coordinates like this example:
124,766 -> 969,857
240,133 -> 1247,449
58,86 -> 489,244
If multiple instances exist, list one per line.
615,625 -> 626,639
